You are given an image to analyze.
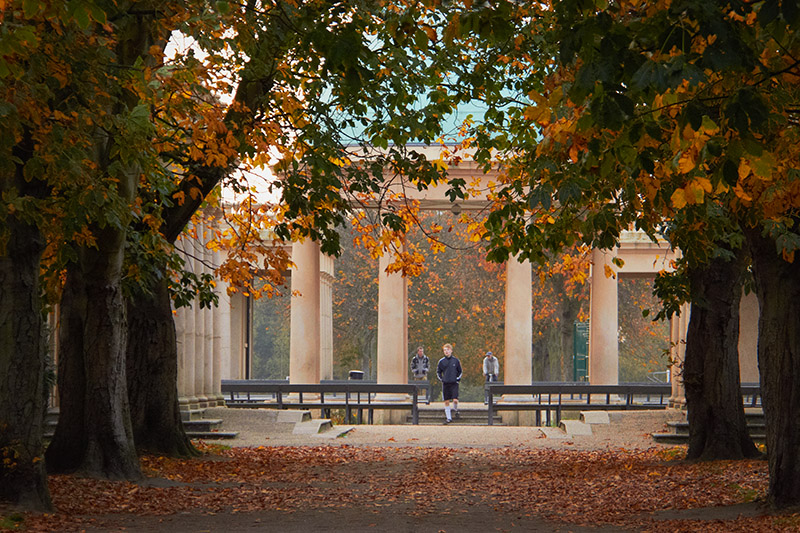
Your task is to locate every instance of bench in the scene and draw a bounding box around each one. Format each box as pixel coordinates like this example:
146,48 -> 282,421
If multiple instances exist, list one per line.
486,383 -> 763,426
220,380 -> 420,424
486,383 -> 674,426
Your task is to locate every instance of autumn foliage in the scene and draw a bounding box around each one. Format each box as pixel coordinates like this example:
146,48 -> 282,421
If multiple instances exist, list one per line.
8,443 -> 799,532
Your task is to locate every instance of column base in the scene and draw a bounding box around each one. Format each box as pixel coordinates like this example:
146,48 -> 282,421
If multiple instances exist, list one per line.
372,408 -> 410,425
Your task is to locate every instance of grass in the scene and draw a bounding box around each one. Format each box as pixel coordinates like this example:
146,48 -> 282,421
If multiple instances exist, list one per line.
0,512 -> 25,531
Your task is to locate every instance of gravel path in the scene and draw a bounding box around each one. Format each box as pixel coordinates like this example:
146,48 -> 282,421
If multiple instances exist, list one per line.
202,405 -> 686,451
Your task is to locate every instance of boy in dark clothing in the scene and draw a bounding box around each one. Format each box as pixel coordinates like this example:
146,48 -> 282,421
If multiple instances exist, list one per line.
436,343 -> 462,424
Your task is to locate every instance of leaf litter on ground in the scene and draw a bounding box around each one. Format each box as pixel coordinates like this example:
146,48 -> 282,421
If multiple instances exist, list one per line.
8,444 -> 800,532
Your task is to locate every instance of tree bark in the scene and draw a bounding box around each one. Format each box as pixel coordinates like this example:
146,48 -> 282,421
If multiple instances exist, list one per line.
683,249 -> 759,461
126,274 -> 197,456
0,215 -> 52,510
122,22 -> 283,456
559,297 -> 582,381
47,243 -> 141,479
748,228 -> 800,508
532,337 -> 551,381
45,267 -> 88,473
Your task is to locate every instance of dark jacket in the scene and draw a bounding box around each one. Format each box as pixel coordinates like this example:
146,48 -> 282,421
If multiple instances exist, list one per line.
436,355 -> 462,384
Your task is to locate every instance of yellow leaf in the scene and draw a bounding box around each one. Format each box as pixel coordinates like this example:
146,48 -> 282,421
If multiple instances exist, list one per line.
432,158 -> 448,171
603,264 -> 617,279
569,144 -> 579,163
695,176 -> 713,193
677,151 -> 696,174
738,160 -> 752,179
733,184 -> 752,202
685,181 -> 705,204
671,188 -> 687,209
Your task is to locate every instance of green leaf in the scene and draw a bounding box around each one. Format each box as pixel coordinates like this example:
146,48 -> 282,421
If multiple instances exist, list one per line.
722,159 -> 739,186
558,181 -> 582,204
759,0 -> 781,25
23,0 -> 39,18
216,1 -> 231,15
125,104 -> 151,137
706,139 -> 722,158
67,1 -> 92,29
88,3 -> 108,24
783,0 -> 800,23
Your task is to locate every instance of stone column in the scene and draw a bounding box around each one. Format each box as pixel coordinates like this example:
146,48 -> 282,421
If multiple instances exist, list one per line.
320,254 -> 335,381
211,296 -> 223,405
589,248 -> 619,385
228,292 -> 247,379
182,283 -> 197,408
217,282 -> 232,379
504,254 -> 532,385
738,290 -> 760,383
669,303 -> 689,407
377,252 -> 408,386
174,302 -> 188,408
289,240 -> 321,384
375,251 -> 409,423
203,299 -> 214,405
192,237 -> 207,405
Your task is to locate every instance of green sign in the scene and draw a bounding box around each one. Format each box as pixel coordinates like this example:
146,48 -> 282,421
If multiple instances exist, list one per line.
573,321 -> 589,382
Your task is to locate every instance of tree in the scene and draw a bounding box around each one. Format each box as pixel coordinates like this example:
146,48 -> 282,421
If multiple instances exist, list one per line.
44,0 -> 191,480
440,0 -> 795,504
263,0 -> 797,501
1,0 -> 133,508
682,247 -> 758,460
618,277 -> 670,383
531,250 -> 589,382
332,220 -> 380,380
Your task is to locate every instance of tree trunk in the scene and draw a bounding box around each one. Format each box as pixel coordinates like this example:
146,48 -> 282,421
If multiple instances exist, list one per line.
45,267 -> 88,473
532,337 -> 551,381
683,249 -> 758,461
0,216 -> 52,510
748,228 -> 800,508
48,247 -> 141,479
559,297 -> 582,381
126,275 -> 197,456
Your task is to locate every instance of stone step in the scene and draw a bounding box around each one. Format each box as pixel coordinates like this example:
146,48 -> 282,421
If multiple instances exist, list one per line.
652,408 -> 767,444
185,431 -> 240,440
651,432 -> 690,445
652,431 -> 767,444
183,418 -> 223,432
666,421 -> 766,436
293,419 -> 334,434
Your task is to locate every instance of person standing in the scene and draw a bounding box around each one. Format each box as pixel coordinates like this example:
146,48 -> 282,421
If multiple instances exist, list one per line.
482,351 -> 499,404
436,343 -> 462,424
410,346 -> 430,403
410,346 -> 429,381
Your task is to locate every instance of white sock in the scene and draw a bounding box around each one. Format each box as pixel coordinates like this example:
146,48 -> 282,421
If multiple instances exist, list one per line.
445,406 -> 451,420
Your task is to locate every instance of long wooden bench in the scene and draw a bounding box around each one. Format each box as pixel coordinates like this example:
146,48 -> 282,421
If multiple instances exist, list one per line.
220,380 -> 420,424
486,383 -> 673,426
486,383 -> 762,426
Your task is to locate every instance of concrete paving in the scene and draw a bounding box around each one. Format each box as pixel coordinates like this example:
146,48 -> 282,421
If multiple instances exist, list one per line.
201,405 -> 685,451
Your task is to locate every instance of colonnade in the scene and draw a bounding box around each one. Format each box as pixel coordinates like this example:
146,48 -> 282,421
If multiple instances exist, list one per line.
174,219 -> 232,410
284,242 -> 541,388
172,228 -> 758,411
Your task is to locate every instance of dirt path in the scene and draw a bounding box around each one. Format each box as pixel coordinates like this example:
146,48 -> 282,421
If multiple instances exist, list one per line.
9,409 -> 792,533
